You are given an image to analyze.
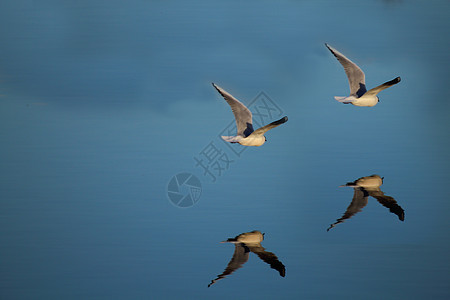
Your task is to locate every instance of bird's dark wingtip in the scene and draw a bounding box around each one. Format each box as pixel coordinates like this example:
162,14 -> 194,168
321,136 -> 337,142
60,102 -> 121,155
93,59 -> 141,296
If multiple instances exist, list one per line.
324,43 -> 337,57
212,83 -> 224,96
276,116 -> 288,124
384,77 -> 401,86
269,116 -> 288,126
325,43 -> 334,50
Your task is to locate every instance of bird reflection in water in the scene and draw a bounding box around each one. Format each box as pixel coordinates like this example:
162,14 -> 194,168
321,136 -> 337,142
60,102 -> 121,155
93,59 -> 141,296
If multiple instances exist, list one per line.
208,230 -> 285,287
327,175 -> 405,231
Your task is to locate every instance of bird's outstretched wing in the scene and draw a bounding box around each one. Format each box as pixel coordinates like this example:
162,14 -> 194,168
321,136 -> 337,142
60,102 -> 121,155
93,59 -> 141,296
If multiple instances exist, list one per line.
325,43 -> 367,97
247,244 -> 286,277
250,116 -> 288,137
327,188 -> 369,231
212,83 -> 254,137
208,243 -> 250,287
368,189 -> 405,221
364,77 -> 401,96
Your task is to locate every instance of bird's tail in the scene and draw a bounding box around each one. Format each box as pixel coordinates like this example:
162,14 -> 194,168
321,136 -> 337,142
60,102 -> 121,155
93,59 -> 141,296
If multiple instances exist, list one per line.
334,96 -> 357,104
221,136 -> 242,143
339,182 -> 357,187
220,238 -> 238,243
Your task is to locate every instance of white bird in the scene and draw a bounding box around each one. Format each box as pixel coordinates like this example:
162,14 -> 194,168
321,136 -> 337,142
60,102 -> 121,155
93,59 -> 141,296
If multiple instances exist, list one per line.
327,175 -> 405,231
212,83 -> 288,146
208,231 -> 285,287
325,43 -> 401,107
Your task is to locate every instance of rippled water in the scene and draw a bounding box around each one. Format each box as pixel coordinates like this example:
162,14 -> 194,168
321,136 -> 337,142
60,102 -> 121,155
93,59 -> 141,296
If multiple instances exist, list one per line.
1,1 -> 449,299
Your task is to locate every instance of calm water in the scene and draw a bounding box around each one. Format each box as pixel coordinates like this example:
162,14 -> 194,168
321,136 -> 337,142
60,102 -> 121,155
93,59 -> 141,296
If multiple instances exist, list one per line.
1,1 -> 449,299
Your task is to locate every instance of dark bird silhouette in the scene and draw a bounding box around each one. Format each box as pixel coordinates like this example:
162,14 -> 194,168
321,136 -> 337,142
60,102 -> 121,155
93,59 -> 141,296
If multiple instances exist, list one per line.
328,175 -> 405,231
208,231 -> 285,287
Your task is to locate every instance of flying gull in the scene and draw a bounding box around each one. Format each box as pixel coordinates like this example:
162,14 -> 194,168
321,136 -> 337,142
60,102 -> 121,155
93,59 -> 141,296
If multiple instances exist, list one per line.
212,83 -> 288,146
325,43 -> 401,107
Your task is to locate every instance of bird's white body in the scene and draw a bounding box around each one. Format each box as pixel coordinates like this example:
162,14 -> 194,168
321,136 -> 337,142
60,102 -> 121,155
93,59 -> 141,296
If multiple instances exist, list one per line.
221,135 -> 266,146
335,95 -> 379,107
342,174 -> 384,189
222,230 -> 265,244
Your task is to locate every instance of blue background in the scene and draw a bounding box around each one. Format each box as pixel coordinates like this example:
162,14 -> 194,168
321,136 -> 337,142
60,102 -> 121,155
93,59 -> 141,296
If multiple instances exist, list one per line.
1,0 -> 449,299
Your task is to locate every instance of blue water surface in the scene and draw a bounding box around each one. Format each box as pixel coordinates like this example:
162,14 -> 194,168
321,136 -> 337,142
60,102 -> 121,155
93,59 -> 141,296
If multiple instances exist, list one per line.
0,0 -> 449,299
